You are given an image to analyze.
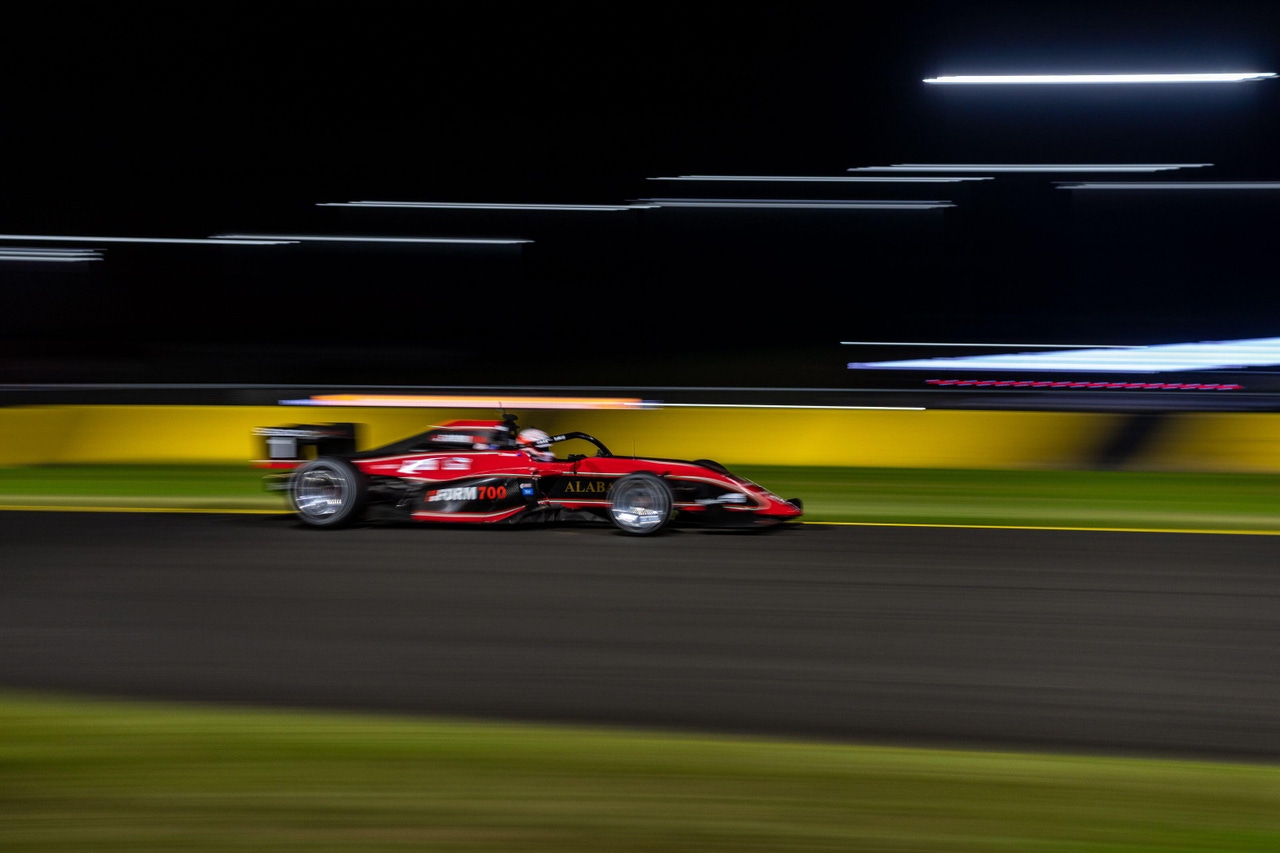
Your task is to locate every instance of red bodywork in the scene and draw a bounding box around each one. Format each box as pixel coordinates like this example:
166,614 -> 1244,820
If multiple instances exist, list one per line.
254,418 -> 803,532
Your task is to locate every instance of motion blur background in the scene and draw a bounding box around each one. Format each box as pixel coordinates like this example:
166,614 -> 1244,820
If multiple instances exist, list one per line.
4,2 -> 1279,392
5,8 -> 1280,849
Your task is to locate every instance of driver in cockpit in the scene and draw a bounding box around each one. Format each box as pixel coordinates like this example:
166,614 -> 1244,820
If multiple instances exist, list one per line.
516,428 -> 556,462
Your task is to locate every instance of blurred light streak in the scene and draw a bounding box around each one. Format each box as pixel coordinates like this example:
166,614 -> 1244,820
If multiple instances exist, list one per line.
0,248 -> 102,262
279,395 -> 923,411
923,73 -> 1276,84
925,379 -> 1242,390
1058,182 -> 1280,190
849,164 -> 1211,173
212,234 -> 532,245
0,234 -> 297,245
648,175 -> 994,183
840,341 -> 1138,348
638,198 -> 954,209
849,337 -> 1280,372
319,201 -> 658,211
660,403 -> 926,410
282,395 -> 657,410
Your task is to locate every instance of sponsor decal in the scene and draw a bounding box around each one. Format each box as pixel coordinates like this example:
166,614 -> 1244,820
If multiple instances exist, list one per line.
697,492 -> 749,506
254,427 -> 343,438
433,433 -> 475,444
398,457 -> 473,475
561,479 -> 609,495
427,486 -> 478,502
425,484 -> 508,502
520,482 -> 535,497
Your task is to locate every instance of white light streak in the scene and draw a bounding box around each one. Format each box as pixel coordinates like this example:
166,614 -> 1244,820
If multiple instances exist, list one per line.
840,341 -> 1138,349
213,234 -> 533,245
319,201 -> 658,211
0,249 -> 103,262
848,337 -> 1280,373
849,164 -> 1211,173
638,198 -> 954,210
923,73 -> 1277,84
648,175 -> 994,183
0,234 -> 297,245
1058,182 -> 1280,190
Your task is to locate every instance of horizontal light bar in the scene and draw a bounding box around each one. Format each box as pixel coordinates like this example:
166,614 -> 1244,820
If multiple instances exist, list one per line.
924,73 -> 1277,84
637,198 -> 954,210
849,337 -> 1280,373
277,395 -> 924,412
840,341 -> 1137,349
0,247 -> 99,254
1058,182 -> 1280,190
661,403 -> 926,411
320,201 -> 658,212
648,175 -> 994,183
212,234 -> 532,245
0,247 -> 103,258
0,252 -> 103,263
0,234 -> 297,246
850,164 -> 1211,173
282,395 -> 657,410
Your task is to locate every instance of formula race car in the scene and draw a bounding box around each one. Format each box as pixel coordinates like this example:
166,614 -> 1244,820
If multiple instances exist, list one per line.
253,414 -> 803,534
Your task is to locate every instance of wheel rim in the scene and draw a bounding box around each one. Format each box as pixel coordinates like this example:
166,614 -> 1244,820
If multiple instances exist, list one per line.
610,477 -> 670,532
294,465 -> 348,519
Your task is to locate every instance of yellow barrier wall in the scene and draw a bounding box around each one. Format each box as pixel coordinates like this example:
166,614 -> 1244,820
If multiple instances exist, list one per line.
1,404 -> 1277,471
1131,413 -> 1280,472
0,404 -> 1114,469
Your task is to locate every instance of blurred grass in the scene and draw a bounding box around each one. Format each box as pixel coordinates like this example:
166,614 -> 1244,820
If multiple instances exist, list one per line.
2,464 -> 1280,531
0,465 -> 277,510
735,465 -> 1280,532
2,690 -> 1277,852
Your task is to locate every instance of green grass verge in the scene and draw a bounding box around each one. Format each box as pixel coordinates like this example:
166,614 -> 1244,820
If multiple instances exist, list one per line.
736,465 -> 1280,532
0,465 -> 278,510
3,464 -> 1280,531
2,691 -> 1277,852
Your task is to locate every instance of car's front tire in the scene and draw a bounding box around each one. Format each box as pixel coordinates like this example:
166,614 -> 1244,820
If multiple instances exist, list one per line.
289,457 -> 367,528
608,473 -> 674,535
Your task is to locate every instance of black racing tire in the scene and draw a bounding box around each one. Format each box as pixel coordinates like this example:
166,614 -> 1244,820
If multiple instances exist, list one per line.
608,473 -> 674,535
288,457 -> 367,528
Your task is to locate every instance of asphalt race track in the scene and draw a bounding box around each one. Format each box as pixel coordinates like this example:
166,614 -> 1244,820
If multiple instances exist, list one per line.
1,510 -> 1277,761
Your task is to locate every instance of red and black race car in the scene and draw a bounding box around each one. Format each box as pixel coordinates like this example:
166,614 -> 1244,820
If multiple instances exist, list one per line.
253,414 -> 803,534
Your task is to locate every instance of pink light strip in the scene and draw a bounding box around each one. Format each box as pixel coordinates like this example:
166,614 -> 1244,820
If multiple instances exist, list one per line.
925,379 -> 1242,390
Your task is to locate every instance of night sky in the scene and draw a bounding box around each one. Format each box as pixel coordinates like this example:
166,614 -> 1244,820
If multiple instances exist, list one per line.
4,3 -> 1280,388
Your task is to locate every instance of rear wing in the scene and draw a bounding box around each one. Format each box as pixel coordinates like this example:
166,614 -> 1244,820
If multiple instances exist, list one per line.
252,423 -> 360,468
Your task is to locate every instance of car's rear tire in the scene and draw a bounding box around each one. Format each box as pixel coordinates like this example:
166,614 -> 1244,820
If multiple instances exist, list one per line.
289,457 -> 367,528
608,473 -> 674,535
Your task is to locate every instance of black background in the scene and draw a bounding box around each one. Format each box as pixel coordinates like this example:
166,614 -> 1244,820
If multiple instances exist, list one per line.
4,2 -> 1280,388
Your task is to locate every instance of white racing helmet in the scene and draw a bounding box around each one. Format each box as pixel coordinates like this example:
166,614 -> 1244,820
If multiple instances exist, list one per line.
517,428 -> 555,460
